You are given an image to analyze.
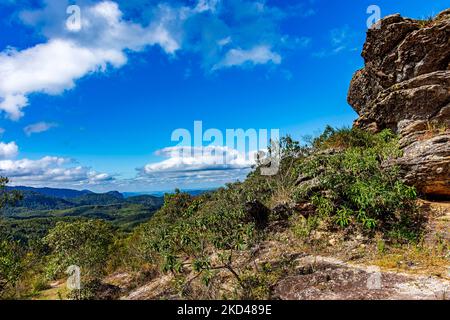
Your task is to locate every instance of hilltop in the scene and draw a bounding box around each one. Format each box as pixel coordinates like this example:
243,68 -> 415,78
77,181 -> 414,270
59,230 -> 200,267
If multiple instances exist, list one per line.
1,10 -> 449,301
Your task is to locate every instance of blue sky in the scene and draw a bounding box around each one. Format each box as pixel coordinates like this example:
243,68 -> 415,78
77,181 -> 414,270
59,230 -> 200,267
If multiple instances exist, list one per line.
0,0 -> 448,192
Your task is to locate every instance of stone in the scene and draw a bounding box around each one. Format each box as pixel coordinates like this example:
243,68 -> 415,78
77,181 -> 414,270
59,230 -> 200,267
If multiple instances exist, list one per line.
347,10 -> 450,198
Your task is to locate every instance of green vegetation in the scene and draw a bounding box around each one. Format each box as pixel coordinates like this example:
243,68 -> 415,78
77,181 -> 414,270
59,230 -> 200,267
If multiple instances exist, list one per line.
0,240 -> 25,298
44,220 -> 114,279
1,127 -> 433,300
121,127 -> 422,298
0,177 -> 24,298
0,177 -> 22,211
295,127 -> 419,238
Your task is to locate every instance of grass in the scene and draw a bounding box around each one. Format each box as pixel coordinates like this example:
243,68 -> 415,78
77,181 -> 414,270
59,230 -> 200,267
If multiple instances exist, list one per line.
32,281 -> 68,300
364,241 -> 450,279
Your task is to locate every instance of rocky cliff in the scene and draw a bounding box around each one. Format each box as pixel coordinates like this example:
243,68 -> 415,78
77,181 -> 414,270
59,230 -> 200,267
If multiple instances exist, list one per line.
348,9 -> 450,198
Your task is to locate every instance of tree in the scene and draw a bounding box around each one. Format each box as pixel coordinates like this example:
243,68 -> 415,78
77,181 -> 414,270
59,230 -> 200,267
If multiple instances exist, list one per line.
0,177 -> 25,298
44,220 -> 114,280
0,176 -> 22,214
0,240 -> 25,298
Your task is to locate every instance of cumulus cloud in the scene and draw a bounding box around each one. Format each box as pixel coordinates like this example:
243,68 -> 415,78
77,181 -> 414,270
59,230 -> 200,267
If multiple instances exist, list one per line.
0,0 -> 314,119
145,145 -> 256,174
24,121 -> 58,136
137,167 -> 250,191
213,45 -> 281,70
0,1 -> 180,119
0,39 -> 127,120
137,145 -> 256,189
0,156 -> 113,187
0,141 -> 18,159
0,138 -> 113,187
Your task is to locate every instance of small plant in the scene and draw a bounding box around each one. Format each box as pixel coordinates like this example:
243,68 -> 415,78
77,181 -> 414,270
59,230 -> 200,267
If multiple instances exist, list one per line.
417,16 -> 434,28
291,215 -> 320,239
377,240 -> 386,254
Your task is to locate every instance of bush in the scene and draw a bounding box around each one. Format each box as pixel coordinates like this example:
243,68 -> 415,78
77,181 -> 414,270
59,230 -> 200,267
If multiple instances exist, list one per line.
127,187 -> 257,291
0,240 -> 25,297
0,176 -> 22,211
44,220 -> 114,280
295,127 -> 418,238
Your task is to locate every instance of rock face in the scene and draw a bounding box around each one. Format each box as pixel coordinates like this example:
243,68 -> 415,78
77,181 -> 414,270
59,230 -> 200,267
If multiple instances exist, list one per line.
348,9 -> 450,198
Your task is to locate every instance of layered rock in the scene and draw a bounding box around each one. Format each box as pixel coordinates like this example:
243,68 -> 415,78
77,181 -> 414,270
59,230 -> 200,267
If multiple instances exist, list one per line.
348,9 -> 450,198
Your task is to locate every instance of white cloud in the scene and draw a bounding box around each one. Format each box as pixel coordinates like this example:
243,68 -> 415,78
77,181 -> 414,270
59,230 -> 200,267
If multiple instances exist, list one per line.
0,138 -> 112,187
0,141 -> 18,159
0,1 -> 180,120
136,145 -> 255,190
0,0 -> 309,119
0,156 -> 113,187
24,121 -> 58,136
213,45 -> 281,70
145,145 -> 256,174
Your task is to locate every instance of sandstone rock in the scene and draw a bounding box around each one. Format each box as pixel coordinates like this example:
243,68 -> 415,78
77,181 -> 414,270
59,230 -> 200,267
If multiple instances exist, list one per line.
272,256 -> 450,300
397,134 -> 450,196
348,10 -> 450,198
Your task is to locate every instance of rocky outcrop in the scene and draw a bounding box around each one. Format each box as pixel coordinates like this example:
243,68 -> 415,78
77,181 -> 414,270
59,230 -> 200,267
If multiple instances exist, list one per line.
348,9 -> 450,198
273,256 -> 450,300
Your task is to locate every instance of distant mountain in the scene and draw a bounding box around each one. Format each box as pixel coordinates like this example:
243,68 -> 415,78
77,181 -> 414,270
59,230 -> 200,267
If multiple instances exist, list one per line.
5,190 -> 74,212
1,187 -> 166,241
8,186 -> 93,199
70,191 -> 124,206
123,188 -> 216,198
3,187 -> 164,218
125,195 -> 164,207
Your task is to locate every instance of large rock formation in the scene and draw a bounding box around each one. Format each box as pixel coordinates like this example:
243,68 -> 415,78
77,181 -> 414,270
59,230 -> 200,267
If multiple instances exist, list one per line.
348,9 -> 450,198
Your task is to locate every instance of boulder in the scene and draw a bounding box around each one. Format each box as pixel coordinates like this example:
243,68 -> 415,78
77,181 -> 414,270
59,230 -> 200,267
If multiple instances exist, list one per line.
348,10 -> 450,198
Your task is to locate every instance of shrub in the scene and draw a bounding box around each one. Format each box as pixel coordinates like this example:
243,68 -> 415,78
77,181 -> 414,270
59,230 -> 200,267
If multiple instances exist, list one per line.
0,177 -> 23,212
0,240 -> 25,297
127,187 -> 257,290
44,220 -> 114,280
295,127 -> 418,238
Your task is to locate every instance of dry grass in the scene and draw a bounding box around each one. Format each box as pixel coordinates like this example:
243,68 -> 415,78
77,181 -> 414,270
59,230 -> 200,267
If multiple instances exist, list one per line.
419,121 -> 449,140
368,244 -> 449,279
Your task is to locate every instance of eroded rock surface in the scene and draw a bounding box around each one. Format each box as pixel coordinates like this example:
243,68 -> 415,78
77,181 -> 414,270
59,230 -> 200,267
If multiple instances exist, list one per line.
273,256 -> 450,300
348,9 -> 450,198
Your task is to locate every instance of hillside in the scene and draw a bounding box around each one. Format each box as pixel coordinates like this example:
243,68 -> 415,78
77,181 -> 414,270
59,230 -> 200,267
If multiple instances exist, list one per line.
101,10 -> 449,301
0,187 -> 164,244
4,187 -> 164,214
1,10 -> 449,301
8,186 -> 94,199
